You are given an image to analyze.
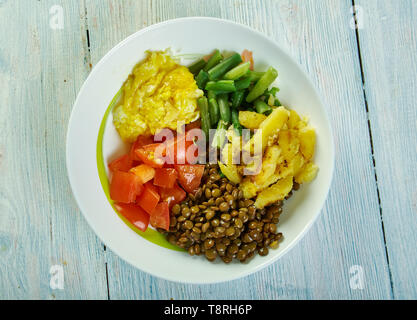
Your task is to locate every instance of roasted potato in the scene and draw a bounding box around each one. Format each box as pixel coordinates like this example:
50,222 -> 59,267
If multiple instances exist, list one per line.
218,162 -> 242,184
254,176 -> 293,209
278,130 -> 300,160
256,173 -> 280,190
295,162 -> 318,184
243,107 -> 289,153
288,109 -> 301,129
240,178 -> 258,199
238,111 -> 267,129
298,126 -> 316,160
237,106 -> 318,203
254,145 -> 281,185
219,143 -> 242,184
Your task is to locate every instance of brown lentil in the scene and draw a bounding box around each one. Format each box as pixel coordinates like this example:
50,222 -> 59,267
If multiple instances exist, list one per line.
156,164 -> 296,264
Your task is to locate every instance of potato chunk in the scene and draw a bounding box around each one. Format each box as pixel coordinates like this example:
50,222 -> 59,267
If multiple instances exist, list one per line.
256,174 -> 280,190
295,162 -> 319,184
254,176 -> 294,209
288,109 -> 301,129
219,144 -> 242,184
239,178 -> 258,199
298,126 -> 316,160
218,162 -> 241,184
278,130 -> 300,160
238,111 -> 267,129
254,145 -> 281,185
243,107 -> 289,153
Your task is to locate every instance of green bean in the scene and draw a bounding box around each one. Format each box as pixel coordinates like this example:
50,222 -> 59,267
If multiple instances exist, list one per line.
246,67 -> 278,102
195,70 -> 209,90
211,120 -> 228,149
254,99 -> 272,114
234,77 -> 252,91
188,59 -> 206,75
223,62 -> 251,80
247,71 -> 265,82
203,49 -> 223,71
208,53 -> 242,80
274,97 -> 282,106
231,109 -> 242,135
208,97 -> 220,126
231,90 -> 245,109
205,80 -> 236,93
207,90 -> 217,100
267,87 -> 280,96
217,93 -> 231,123
197,97 -> 211,140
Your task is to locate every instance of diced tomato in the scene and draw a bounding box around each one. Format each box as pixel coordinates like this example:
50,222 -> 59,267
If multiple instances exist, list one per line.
153,168 -> 178,188
150,202 -> 170,231
130,164 -> 155,184
135,143 -> 165,168
130,135 -> 154,161
185,120 -> 201,131
203,52 -> 214,62
241,49 -> 254,71
174,164 -> 205,194
110,171 -> 143,203
108,154 -> 133,173
137,182 -> 160,214
164,136 -> 196,165
159,183 -> 186,209
114,202 -> 150,232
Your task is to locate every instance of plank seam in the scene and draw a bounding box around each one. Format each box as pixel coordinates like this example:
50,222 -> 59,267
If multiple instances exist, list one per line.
105,262 -> 111,300
81,0 -> 92,72
81,0 -> 110,299
351,0 -> 394,298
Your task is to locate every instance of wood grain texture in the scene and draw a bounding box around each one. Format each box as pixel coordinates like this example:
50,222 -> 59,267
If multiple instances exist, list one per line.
0,0 -> 108,299
85,0 -> 392,299
355,0 -> 417,299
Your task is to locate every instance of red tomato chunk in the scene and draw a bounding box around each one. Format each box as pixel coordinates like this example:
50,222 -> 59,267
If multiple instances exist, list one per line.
241,49 -> 254,70
153,168 -> 178,188
175,164 -> 205,194
137,182 -> 160,214
159,183 -> 186,209
110,171 -> 143,203
150,201 -> 170,231
135,143 -> 165,168
130,135 -> 154,161
114,202 -> 150,232
130,164 -> 155,184
108,154 -> 133,173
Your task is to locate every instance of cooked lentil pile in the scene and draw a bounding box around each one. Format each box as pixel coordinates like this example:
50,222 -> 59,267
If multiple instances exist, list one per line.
158,164 -> 299,263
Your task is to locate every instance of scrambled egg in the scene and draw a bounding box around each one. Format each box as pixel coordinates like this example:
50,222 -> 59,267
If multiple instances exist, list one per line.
113,51 -> 203,142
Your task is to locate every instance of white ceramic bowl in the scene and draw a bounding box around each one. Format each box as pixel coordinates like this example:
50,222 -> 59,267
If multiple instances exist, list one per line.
66,17 -> 334,284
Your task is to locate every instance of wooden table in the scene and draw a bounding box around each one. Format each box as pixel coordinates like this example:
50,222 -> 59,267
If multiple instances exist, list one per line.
0,0 -> 415,300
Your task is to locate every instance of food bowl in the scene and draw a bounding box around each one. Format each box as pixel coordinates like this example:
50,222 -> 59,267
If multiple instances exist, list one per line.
66,17 -> 334,283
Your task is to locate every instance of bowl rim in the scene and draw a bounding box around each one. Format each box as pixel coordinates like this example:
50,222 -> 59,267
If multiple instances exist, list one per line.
66,16 -> 335,284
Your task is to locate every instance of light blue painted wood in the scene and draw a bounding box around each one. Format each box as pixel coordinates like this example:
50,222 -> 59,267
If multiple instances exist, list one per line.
85,0 -> 392,299
2,0 -> 415,299
355,0 -> 417,299
0,0 -> 108,299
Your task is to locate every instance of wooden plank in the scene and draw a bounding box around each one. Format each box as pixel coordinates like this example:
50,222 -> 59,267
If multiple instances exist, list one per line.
85,0 -> 392,299
355,0 -> 417,299
0,0 -> 108,299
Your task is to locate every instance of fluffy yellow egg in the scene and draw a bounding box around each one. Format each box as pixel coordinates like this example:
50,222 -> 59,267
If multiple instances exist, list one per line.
113,51 -> 203,142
